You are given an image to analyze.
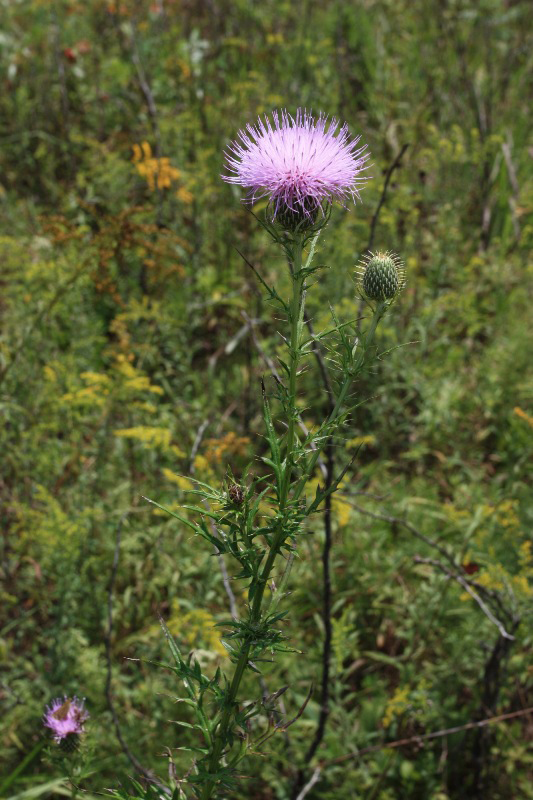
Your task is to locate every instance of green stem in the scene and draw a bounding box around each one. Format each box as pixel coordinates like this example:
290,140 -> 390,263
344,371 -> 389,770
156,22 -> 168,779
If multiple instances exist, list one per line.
293,301 -> 385,503
200,238 -> 305,800
280,238 -> 304,509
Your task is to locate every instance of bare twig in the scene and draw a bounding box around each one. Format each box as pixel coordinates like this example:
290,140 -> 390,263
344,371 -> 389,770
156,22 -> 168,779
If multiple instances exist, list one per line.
131,41 -> 160,154
188,419 -> 210,473
294,766 -> 322,800
348,502 -> 453,564
413,556 -> 515,641
501,139 -> 521,241
125,13 -> 165,230
347,502 -> 516,634
501,141 -> 519,196
327,706 -> 533,766
234,246 -> 269,291
208,512 -> 238,621
366,144 -> 410,255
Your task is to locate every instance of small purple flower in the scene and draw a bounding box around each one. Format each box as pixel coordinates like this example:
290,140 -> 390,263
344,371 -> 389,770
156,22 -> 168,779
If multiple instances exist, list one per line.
223,109 -> 369,223
43,696 -> 89,743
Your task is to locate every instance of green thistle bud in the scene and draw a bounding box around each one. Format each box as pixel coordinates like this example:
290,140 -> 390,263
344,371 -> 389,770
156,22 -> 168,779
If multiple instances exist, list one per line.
356,251 -> 406,305
363,255 -> 398,300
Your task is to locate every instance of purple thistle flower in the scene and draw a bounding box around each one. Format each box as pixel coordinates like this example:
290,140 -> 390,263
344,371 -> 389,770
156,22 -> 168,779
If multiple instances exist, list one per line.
43,696 -> 89,743
223,109 -> 369,223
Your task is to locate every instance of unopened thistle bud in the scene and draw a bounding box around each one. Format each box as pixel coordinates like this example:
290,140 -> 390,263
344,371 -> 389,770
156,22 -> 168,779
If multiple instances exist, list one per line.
356,251 -> 406,305
228,483 -> 244,505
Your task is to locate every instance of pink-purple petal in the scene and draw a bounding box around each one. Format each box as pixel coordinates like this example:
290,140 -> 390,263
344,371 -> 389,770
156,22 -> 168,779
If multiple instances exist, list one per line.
223,109 -> 369,219
43,696 -> 89,743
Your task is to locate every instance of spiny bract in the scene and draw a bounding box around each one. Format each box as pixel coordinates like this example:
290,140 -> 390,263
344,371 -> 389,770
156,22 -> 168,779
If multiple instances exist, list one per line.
357,251 -> 406,303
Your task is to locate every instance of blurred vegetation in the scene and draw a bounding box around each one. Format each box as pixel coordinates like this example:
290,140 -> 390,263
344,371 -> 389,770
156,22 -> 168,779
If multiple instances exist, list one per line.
0,1 -> 532,798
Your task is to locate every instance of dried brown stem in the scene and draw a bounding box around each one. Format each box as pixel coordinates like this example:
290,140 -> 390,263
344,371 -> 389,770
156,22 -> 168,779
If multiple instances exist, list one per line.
327,706 -> 533,766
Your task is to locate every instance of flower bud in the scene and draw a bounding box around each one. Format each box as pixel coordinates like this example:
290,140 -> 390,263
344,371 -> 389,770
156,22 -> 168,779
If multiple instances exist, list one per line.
228,483 -> 244,505
356,251 -> 405,305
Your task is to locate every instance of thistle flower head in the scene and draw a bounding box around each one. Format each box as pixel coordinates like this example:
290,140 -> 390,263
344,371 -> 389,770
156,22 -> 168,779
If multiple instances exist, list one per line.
223,109 -> 369,229
356,251 -> 406,306
43,696 -> 89,745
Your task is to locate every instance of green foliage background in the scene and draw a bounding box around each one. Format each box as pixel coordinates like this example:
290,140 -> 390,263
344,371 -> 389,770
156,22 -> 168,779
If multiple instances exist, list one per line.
0,1 -> 532,798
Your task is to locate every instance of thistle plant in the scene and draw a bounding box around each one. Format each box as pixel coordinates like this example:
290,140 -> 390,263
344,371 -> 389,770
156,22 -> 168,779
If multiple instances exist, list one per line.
138,110 -> 405,799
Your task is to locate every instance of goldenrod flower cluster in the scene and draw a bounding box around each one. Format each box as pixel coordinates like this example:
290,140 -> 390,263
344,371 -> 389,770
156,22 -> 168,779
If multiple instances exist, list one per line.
132,141 -> 180,191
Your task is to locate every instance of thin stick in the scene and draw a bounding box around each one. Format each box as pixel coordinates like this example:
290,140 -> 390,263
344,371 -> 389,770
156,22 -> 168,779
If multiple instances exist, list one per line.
188,419 -> 210,473
366,144 -> 409,254
501,140 -> 521,241
126,11 -> 165,229
346,501 -> 516,638
414,556 -> 515,641
294,766 -> 322,800
327,706 -> 533,766
209,513 -> 239,621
